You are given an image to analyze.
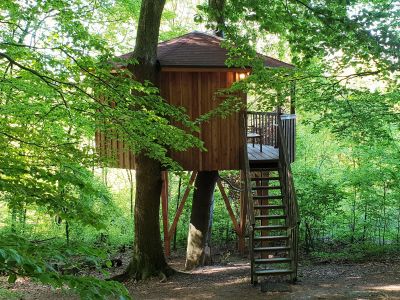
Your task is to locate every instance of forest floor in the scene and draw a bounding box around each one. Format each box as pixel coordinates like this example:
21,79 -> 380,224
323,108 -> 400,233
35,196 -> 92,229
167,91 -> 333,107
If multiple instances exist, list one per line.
2,253 -> 400,299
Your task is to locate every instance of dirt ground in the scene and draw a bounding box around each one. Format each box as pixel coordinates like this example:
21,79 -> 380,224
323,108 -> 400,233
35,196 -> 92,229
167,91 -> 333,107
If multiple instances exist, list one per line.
3,256 -> 400,300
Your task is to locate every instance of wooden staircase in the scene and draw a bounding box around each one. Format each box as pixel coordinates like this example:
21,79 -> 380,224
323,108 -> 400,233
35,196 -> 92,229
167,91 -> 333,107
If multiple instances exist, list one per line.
242,112 -> 299,285
250,166 -> 296,283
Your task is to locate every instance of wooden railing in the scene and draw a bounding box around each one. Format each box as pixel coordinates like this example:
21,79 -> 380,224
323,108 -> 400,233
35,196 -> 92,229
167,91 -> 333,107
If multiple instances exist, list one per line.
277,115 -> 300,281
246,111 -> 278,147
241,112 -> 255,283
246,111 -> 296,163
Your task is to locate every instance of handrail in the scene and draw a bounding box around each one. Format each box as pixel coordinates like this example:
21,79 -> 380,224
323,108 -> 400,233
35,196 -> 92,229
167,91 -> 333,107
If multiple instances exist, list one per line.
247,110 -> 277,115
276,113 -> 300,280
280,114 -> 296,120
241,112 -> 255,283
242,113 -> 255,227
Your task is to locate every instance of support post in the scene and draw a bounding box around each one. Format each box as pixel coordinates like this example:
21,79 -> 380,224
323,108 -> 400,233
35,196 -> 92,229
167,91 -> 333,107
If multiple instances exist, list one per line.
238,170 -> 247,255
161,171 -> 170,256
173,178 -> 182,251
217,179 -> 240,234
168,171 -> 197,238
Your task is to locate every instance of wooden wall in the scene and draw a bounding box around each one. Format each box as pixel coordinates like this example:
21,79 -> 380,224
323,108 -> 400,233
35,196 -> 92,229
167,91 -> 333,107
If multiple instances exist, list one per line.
160,71 -> 244,171
96,69 -> 244,171
95,131 -> 136,169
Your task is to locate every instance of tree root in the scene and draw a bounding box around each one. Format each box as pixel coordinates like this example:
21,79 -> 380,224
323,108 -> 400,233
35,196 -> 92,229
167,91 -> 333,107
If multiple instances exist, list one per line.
108,263 -> 176,283
108,271 -> 130,282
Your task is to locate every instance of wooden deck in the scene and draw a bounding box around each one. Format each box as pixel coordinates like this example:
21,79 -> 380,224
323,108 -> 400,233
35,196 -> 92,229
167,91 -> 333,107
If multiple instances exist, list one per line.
247,143 -> 279,163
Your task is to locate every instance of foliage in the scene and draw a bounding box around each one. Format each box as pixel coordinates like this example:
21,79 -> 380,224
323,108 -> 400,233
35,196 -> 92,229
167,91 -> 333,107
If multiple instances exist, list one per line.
295,168 -> 344,251
310,242 -> 400,263
0,0 -> 399,296
0,234 -> 130,300
198,0 -> 399,116
293,116 -> 400,254
217,0 -> 399,70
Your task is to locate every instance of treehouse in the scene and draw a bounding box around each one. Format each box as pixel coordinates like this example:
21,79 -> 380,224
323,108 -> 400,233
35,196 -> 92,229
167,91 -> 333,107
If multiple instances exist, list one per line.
96,31 -> 299,284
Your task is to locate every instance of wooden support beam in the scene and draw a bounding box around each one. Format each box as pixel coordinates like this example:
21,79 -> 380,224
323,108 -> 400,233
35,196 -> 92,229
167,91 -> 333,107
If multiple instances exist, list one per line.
238,170 -> 247,255
217,179 -> 240,234
161,171 -> 170,257
167,171 -> 197,239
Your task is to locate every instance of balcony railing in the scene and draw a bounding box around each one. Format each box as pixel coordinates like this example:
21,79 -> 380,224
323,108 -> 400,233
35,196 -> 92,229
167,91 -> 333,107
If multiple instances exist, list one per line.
246,111 -> 296,163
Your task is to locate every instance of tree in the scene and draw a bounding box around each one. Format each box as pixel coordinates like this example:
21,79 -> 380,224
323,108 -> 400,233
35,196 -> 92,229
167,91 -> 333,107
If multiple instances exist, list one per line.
122,0 -> 172,280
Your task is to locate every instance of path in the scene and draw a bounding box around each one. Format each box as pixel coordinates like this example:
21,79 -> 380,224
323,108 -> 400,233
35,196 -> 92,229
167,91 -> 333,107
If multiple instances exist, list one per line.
2,257 -> 400,299
129,258 -> 400,299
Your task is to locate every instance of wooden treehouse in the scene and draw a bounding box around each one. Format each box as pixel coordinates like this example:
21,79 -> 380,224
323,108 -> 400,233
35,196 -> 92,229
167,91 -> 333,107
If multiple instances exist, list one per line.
96,32 -> 300,284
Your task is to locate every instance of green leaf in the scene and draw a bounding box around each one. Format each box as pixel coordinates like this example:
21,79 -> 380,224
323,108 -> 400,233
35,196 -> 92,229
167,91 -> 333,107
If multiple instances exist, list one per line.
8,273 -> 17,284
105,260 -> 112,268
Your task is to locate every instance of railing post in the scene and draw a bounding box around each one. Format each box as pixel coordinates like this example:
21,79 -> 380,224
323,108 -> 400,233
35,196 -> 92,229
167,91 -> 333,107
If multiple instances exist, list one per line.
279,113 -> 296,164
275,107 -> 281,147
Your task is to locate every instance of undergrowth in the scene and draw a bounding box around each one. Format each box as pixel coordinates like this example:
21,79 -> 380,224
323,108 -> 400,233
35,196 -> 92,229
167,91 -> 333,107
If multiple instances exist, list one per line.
307,242 -> 400,263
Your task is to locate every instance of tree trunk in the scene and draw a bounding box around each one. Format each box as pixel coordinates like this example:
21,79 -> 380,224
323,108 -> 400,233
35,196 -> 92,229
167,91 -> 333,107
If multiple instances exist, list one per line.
396,203 -> 400,243
304,221 -> 312,253
120,0 -> 171,281
204,194 -> 215,265
65,220 -> 70,244
209,0 -> 226,37
11,207 -> 16,233
351,185 -> 357,244
362,202 -> 368,241
382,181 -> 387,246
125,154 -> 172,279
185,171 -> 218,270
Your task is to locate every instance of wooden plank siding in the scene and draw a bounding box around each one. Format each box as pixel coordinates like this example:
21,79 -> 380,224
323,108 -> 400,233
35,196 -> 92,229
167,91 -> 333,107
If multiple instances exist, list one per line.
95,131 -> 136,169
162,71 -> 244,171
96,70 -> 245,171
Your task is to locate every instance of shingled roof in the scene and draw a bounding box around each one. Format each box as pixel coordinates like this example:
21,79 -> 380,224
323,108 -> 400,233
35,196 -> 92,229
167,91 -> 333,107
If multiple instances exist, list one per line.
118,31 -> 293,69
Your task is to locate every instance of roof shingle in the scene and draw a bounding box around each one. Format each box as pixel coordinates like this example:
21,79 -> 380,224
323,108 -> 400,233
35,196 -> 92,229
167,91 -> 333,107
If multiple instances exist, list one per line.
118,31 -> 293,69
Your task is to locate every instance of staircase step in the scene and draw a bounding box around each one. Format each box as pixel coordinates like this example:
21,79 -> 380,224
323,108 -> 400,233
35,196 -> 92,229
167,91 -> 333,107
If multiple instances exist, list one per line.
254,225 -> 288,231
253,195 -> 283,200
251,177 -> 280,181
253,235 -> 289,241
254,205 -> 285,210
255,214 -> 287,220
254,258 -> 291,264
254,269 -> 293,276
253,246 -> 291,252
252,186 -> 281,190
